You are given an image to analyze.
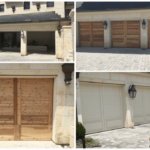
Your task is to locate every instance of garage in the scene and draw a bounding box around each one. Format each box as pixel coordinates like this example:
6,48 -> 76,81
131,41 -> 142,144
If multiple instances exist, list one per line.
133,86 -> 150,126
79,22 -> 104,47
80,82 -> 123,134
111,21 -> 140,48
0,32 -> 55,55
0,78 -> 53,141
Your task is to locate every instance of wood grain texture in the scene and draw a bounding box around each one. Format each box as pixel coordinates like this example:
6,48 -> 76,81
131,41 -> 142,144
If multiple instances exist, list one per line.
111,21 -> 140,48
0,78 -> 53,141
79,22 -> 104,47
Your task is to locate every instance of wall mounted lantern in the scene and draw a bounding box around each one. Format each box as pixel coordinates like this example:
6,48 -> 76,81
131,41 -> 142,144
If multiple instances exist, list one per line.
36,3 -> 40,11
62,64 -> 74,85
57,21 -> 62,34
21,31 -> 24,38
103,21 -> 107,30
11,6 -> 16,13
142,19 -> 146,29
128,85 -> 137,99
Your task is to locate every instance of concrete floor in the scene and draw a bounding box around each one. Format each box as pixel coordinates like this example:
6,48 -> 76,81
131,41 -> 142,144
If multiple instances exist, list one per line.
0,141 -> 62,148
86,124 -> 150,148
76,47 -> 150,71
0,51 -> 57,61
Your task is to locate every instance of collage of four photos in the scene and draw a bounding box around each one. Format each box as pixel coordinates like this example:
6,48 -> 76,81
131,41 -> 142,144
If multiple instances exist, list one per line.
0,0 -> 149,149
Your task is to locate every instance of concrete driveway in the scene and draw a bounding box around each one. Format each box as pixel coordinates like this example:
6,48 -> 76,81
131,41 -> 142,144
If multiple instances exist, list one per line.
76,47 -> 150,71
86,124 -> 150,148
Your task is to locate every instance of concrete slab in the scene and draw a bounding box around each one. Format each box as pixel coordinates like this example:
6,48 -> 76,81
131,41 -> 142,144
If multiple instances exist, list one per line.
86,124 -> 150,148
0,141 -> 62,148
76,47 -> 150,71
0,52 -> 56,61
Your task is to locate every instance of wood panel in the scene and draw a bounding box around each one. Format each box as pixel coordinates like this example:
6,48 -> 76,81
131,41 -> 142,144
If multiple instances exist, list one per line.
0,78 -> 14,140
79,22 -> 104,47
0,78 -> 53,141
111,21 -> 140,48
19,78 -> 53,141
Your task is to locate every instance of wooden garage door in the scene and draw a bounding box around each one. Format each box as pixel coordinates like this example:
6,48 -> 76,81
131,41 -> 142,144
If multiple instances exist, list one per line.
80,82 -> 123,134
111,21 -> 140,48
0,78 -> 53,141
79,22 -> 104,47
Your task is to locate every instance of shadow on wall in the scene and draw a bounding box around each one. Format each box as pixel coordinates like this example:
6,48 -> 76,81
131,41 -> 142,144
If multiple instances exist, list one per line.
76,47 -> 150,55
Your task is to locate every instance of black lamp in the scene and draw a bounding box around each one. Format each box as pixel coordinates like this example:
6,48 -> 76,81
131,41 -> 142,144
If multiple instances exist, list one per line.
36,3 -> 40,11
21,31 -> 24,38
142,19 -> 146,29
103,21 -> 107,30
57,21 -> 62,34
11,6 -> 16,13
62,64 -> 74,85
128,85 -> 137,99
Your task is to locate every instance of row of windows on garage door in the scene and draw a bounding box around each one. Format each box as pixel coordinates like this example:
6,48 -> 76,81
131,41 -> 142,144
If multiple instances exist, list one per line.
79,82 -> 150,134
78,21 -> 150,48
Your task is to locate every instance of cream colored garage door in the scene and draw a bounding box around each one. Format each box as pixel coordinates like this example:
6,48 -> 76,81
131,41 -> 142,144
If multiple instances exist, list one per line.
80,82 -> 123,134
133,87 -> 150,125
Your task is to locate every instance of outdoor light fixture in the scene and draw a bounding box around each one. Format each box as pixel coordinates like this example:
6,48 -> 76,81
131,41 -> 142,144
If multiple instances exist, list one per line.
62,64 -> 74,85
128,85 -> 137,99
11,6 -> 16,13
57,21 -> 62,34
103,21 -> 107,30
36,3 -> 40,11
21,31 -> 24,38
142,19 -> 146,29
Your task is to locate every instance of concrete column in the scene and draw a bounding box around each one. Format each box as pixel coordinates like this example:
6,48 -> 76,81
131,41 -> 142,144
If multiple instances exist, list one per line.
76,22 -> 79,47
124,82 -> 134,128
21,31 -> 27,56
140,18 -> 148,49
76,79 -> 83,123
104,20 -> 111,48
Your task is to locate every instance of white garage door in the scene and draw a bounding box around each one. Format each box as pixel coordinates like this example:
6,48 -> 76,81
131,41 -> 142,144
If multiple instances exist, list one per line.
80,82 -> 123,134
133,87 -> 150,125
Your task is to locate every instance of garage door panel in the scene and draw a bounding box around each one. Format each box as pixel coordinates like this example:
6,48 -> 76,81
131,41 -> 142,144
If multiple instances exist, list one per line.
80,83 -> 123,133
0,125 -> 14,140
21,125 -> 51,141
79,22 -> 104,47
112,21 -> 140,48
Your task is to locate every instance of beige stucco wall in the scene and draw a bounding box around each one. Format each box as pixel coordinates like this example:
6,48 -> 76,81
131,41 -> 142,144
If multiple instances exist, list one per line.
0,2 -> 65,17
77,72 -> 150,128
76,9 -> 150,48
70,9 -> 74,59
0,63 -> 74,147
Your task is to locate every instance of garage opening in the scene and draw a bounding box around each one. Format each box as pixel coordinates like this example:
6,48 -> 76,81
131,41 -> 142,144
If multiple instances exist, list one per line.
0,31 -> 55,55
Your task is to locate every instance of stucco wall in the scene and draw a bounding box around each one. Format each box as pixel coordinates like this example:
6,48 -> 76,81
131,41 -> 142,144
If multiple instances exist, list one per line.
0,63 -> 74,146
0,2 -> 65,17
76,9 -> 150,48
77,72 -> 150,128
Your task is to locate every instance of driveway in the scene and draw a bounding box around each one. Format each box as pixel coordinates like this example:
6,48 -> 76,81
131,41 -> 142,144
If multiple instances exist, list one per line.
0,51 -> 57,61
0,141 -> 62,148
76,47 -> 150,71
86,124 -> 150,148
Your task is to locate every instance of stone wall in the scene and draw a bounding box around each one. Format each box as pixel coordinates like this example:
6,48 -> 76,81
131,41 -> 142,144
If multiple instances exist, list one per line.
77,72 -> 150,128
0,2 -> 65,17
0,63 -> 74,147
76,9 -> 150,48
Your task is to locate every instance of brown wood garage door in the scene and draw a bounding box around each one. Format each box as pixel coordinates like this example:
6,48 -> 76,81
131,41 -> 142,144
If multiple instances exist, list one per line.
79,22 -> 104,47
111,21 -> 140,48
0,78 -> 53,141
